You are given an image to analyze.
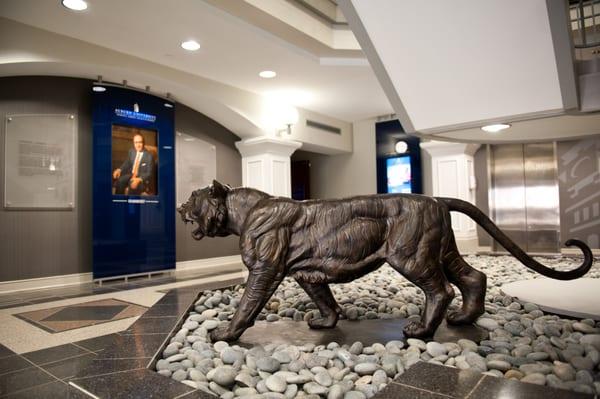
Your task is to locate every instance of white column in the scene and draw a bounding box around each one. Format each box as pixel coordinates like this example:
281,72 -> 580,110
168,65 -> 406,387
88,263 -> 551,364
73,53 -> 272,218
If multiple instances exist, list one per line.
421,141 -> 481,253
235,137 -> 302,197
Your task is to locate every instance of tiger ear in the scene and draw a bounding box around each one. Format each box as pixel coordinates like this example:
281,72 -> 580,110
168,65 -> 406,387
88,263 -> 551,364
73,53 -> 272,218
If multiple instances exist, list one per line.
210,180 -> 230,198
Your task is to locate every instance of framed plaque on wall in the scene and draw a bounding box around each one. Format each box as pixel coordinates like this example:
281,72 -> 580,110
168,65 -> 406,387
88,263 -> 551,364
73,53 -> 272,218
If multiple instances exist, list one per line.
4,114 -> 76,209
175,131 -> 216,206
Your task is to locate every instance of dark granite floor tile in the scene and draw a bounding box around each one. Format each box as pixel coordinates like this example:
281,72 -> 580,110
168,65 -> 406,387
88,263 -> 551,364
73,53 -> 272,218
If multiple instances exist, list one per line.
140,303 -> 193,318
467,375 -> 594,399
58,293 -> 93,300
0,345 -> 16,360
22,343 -> 90,366
73,333 -> 118,352
155,291 -> 199,304
0,367 -> 56,396
67,383 -> 97,398
175,278 -> 243,291
13,291 -> 57,300
378,383 -> 453,398
394,362 -> 482,398
0,303 -> 28,310
131,277 -> 177,287
0,296 -> 27,305
58,284 -> 120,296
58,290 -> 115,300
43,305 -> 128,322
0,294 -> 24,302
95,334 -> 168,359
71,357 -> 150,379
69,368 -> 195,399
149,295 -> 188,306
40,353 -> 97,380
173,389 -> 218,399
3,380 -> 68,398
27,296 -> 64,305
100,282 -> 143,291
121,316 -> 179,334
0,356 -> 32,375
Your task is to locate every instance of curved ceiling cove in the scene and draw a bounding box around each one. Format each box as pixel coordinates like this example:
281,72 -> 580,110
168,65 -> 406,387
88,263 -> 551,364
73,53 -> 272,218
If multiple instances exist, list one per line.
0,0 -> 391,123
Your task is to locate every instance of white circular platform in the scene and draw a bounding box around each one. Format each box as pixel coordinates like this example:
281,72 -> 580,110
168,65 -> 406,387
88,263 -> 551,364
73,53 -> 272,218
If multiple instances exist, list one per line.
501,278 -> 600,320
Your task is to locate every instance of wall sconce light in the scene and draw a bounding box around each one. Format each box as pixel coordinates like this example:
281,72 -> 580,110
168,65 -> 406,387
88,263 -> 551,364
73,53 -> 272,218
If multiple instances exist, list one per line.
261,96 -> 300,137
277,106 -> 299,137
395,140 -> 408,154
279,123 -> 293,136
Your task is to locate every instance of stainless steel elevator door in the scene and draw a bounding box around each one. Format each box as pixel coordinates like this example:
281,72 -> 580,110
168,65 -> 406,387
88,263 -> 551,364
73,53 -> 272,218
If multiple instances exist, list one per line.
489,143 -> 560,253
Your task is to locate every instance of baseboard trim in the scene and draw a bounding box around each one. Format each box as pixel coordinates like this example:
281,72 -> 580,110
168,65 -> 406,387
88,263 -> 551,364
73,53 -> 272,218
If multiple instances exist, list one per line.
473,246 -> 599,256
562,247 -> 600,256
0,255 -> 244,294
176,255 -> 243,273
0,272 -> 93,294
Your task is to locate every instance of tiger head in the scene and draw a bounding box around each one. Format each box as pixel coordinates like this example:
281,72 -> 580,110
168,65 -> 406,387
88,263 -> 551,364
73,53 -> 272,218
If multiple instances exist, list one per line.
177,180 -> 230,240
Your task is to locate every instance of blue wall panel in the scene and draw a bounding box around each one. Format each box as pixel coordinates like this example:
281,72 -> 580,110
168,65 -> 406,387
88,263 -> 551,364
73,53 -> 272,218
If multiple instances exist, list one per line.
92,86 -> 175,279
375,120 -> 422,194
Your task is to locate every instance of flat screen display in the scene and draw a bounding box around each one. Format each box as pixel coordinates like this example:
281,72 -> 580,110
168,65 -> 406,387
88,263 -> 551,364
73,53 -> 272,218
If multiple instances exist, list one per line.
111,125 -> 158,196
386,156 -> 412,193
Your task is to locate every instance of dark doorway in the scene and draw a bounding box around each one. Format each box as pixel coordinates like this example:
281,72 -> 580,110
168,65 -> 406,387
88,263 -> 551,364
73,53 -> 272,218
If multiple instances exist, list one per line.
291,160 -> 311,200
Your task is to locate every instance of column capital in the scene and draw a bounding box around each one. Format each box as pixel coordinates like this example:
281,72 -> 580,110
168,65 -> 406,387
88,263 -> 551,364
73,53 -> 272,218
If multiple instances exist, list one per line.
235,137 -> 302,158
420,140 -> 480,157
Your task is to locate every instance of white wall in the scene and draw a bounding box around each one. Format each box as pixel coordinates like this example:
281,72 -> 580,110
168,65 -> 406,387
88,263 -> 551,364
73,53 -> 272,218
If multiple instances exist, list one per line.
295,117 -> 377,199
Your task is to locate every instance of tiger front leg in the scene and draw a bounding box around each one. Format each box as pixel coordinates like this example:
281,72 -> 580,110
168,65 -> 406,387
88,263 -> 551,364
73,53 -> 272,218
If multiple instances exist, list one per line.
296,280 -> 341,329
210,268 -> 283,342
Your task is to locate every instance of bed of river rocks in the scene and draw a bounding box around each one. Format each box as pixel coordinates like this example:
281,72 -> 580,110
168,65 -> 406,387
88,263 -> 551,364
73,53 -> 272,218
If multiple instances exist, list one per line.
155,255 -> 600,398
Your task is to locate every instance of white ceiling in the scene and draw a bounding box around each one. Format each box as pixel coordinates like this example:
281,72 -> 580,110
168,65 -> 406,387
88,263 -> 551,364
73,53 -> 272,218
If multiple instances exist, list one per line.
340,0 -> 600,143
0,0 -> 393,123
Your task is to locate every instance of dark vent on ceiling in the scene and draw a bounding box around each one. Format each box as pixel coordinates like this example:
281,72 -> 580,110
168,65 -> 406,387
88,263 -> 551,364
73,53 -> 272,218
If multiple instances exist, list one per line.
306,119 -> 341,134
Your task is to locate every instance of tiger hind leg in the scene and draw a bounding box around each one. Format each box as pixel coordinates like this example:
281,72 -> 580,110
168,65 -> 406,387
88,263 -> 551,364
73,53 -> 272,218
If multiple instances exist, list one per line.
443,243 -> 486,325
388,255 -> 455,338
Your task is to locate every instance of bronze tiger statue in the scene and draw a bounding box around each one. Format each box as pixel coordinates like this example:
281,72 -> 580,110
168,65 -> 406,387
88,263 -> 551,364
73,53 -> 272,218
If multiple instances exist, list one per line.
178,180 -> 593,342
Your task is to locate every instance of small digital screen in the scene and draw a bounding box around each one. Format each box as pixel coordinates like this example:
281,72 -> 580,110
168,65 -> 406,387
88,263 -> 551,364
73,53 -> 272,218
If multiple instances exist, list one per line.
111,125 -> 158,196
386,156 -> 412,193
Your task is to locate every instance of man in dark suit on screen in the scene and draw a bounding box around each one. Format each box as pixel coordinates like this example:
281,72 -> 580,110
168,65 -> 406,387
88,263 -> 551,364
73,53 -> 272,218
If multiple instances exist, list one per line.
113,134 -> 154,195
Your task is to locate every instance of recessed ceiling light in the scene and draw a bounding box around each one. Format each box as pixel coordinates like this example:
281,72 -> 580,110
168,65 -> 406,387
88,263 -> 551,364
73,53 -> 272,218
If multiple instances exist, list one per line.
181,40 -> 200,51
259,70 -> 277,79
481,123 -> 511,133
62,0 -> 88,11
92,86 -> 106,92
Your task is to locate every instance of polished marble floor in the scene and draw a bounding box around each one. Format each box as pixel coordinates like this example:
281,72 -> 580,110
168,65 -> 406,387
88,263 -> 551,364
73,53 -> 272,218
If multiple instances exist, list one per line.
0,268 -> 246,354
0,268 -> 243,310
0,267 -> 596,398
0,269 -> 246,398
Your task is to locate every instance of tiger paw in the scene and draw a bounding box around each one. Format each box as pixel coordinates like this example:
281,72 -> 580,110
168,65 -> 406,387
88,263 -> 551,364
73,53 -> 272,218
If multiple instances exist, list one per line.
307,315 -> 338,329
402,320 -> 433,338
446,310 -> 477,325
209,324 -> 239,342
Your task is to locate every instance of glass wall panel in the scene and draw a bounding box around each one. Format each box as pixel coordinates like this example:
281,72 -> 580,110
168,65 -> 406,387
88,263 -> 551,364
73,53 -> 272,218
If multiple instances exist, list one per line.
176,132 -> 216,206
4,114 -> 76,209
